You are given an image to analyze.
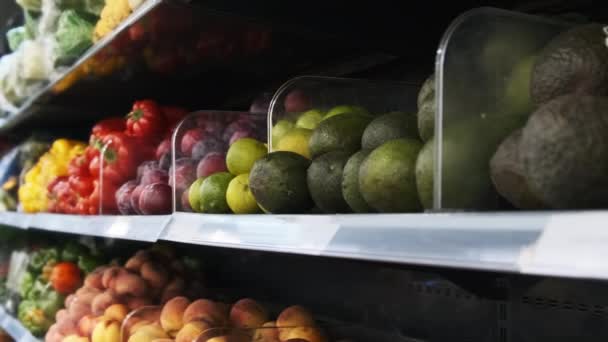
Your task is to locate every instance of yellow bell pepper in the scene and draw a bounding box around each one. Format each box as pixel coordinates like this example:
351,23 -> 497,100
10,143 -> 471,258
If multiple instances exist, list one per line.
18,139 -> 86,213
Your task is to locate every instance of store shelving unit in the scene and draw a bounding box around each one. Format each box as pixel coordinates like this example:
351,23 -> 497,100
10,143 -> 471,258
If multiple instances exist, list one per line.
0,306 -> 39,342
2,211 -> 608,281
2,1 -> 608,342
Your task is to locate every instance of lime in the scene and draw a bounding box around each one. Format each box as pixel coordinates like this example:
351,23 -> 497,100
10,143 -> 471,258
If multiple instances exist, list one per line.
226,173 -> 261,214
275,128 -> 312,159
226,138 -> 268,175
188,177 -> 206,213
200,172 -> 234,213
323,105 -> 369,120
272,120 -> 294,147
295,109 -> 324,129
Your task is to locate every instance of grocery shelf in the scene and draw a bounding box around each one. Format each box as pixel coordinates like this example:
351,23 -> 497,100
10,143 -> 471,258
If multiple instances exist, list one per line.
4,211 -> 608,280
0,0 -> 162,134
0,306 -> 39,342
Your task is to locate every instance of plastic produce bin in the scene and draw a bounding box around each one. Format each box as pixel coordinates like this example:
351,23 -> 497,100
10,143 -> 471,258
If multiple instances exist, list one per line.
434,8 -> 573,211
267,76 -> 422,214
171,111 -> 266,213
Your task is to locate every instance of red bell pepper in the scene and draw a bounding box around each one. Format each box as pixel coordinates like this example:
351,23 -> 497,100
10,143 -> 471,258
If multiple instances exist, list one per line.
161,106 -> 189,128
91,132 -> 154,186
126,100 -> 166,138
87,179 -> 120,214
90,117 -> 126,147
68,175 -> 94,197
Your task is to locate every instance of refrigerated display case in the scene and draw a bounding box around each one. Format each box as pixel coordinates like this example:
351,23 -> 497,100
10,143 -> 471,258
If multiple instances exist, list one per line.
0,1 -> 608,342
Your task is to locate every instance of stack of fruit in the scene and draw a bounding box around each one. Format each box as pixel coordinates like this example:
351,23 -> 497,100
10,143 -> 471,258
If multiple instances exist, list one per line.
46,100 -> 187,215
489,23 -> 608,210
18,241 -> 103,337
47,246 -> 204,342
259,88 -> 424,214
124,296 -> 326,342
169,112 -> 266,212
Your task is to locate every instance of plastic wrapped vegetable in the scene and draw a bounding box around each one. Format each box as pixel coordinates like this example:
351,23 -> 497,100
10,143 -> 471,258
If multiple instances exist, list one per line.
28,247 -> 59,273
60,241 -> 88,262
93,0 -> 131,41
54,10 -> 95,65
6,27 -> 27,52
18,139 -> 86,213
20,38 -> 56,81
24,11 -> 40,39
16,0 -> 41,12
17,300 -> 53,337
77,253 -> 102,273
17,286 -> 63,337
19,270 -> 35,298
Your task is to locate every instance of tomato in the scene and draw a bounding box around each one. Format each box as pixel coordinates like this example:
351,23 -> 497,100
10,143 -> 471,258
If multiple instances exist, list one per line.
50,262 -> 82,294
126,100 -> 165,138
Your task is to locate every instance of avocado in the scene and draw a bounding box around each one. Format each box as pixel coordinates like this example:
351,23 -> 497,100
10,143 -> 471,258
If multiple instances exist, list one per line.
307,151 -> 352,213
249,151 -> 313,213
531,24 -> 608,105
359,138 -> 422,213
415,139 -> 434,210
490,129 -> 545,209
502,55 -> 537,116
342,150 -> 374,213
417,75 -> 436,142
439,116 -> 524,210
521,94 -> 608,209
361,111 -> 419,150
309,113 -> 372,158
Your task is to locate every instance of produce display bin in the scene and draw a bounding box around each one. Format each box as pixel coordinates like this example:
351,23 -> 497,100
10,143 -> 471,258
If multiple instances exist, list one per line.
267,76 -> 422,214
171,111 -> 266,213
434,8 -> 572,211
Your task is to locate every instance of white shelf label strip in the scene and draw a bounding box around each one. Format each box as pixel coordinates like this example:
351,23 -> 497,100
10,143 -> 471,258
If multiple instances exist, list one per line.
518,212 -> 608,277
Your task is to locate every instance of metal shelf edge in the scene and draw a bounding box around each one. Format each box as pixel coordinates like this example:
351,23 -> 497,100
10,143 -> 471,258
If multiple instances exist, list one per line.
2,211 -> 608,280
0,306 -> 40,342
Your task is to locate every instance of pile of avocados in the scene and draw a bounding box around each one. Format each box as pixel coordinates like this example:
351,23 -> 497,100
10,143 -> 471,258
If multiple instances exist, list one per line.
490,23 -> 608,209
250,99 -> 433,214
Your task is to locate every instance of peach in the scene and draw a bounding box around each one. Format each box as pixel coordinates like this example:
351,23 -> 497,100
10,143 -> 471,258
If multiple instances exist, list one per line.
69,301 -> 92,322
125,251 -> 151,273
229,298 -> 268,330
140,262 -> 169,290
160,296 -> 191,335
46,325 -> 63,342
150,339 -> 173,342
105,304 -> 129,322
92,319 -> 121,342
56,318 -> 78,336
62,335 -> 90,342
102,267 -> 128,289
114,273 -> 148,297
91,290 -> 120,316
278,327 -> 325,342
76,287 -> 102,306
183,299 -> 227,326
85,270 -> 105,290
128,325 -> 168,342
127,320 -> 153,336
276,306 -> 315,328
78,315 -> 99,337
165,277 -> 185,292
126,296 -> 154,311
56,309 -> 68,322
206,337 -> 228,342
65,294 -> 76,308
253,321 -> 279,342
174,321 -> 211,342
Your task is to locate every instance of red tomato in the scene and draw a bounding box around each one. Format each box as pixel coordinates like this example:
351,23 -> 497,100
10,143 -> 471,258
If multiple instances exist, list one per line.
50,262 -> 82,294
